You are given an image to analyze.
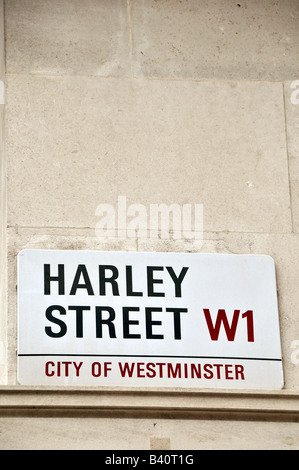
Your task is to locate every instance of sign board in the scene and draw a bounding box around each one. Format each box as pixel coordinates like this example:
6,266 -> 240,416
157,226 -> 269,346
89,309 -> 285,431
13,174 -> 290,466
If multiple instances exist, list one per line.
17,249 -> 283,389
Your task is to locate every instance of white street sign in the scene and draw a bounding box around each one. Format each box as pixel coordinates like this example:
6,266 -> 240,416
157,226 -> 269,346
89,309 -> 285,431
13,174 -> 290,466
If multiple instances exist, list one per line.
17,250 -> 283,389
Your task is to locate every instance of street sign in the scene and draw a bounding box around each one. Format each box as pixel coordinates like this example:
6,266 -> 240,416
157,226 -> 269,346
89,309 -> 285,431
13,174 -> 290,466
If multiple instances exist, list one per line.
17,249 -> 283,389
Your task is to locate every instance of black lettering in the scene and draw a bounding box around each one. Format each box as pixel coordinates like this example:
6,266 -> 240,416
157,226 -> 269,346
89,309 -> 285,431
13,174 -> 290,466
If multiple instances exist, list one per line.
126,266 -> 143,296
95,306 -> 117,338
68,305 -> 91,338
145,307 -> 163,339
166,266 -> 189,297
123,306 -> 141,339
166,307 -> 188,339
45,305 -> 67,338
44,264 -> 65,295
69,265 -> 94,295
147,266 -> 165,297
99,265 -> 119,296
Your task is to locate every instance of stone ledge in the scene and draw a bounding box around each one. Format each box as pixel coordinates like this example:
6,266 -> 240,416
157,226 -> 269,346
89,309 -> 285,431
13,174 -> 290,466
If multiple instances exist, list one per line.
0,386 -> 298,421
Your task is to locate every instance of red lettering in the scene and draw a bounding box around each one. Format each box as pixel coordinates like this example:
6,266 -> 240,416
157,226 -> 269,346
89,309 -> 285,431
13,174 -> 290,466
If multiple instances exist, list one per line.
156,362 -> 166,376
146,363 -> 156,378
213,363 -> 223,379
45,361 -> 83,377
203,363 -> 213,379
225,364 -> 233,379
62,361 -> 71,376
73,361 -> 83,376
91,362 -> 111,377
45,361 -> 55,376
203,308 -> 240,341
104,362 -> 112,376
92,362 -> 101,377
235,364 -> 245,380
118,362 -> 135,377
242,310 -> 255,342
137,363 -> 145,377
190,364 -> 201,378
167,363 -> 181,378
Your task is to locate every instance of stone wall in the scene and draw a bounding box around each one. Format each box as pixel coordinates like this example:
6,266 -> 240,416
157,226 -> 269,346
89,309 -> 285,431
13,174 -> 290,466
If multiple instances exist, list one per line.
1,0 -> 299,449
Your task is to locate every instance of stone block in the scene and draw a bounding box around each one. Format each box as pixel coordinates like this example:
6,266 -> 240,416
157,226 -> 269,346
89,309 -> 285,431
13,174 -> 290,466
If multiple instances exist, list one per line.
6,76 -> 291,233
5,0 -> 131,77
130,0 -> 299,80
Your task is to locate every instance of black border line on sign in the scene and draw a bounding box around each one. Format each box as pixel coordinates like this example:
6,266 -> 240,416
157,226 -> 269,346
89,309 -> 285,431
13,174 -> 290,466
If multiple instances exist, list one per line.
17,354 -> 282,361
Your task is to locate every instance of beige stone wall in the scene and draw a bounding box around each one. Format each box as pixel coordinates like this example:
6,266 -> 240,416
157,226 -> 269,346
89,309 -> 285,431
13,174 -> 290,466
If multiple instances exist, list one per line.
1,0 -> 299,449
0,0 -> 6,385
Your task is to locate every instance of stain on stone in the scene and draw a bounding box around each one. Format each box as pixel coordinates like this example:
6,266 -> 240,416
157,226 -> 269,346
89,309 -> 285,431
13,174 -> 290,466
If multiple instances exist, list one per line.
150,437 -> 171,450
